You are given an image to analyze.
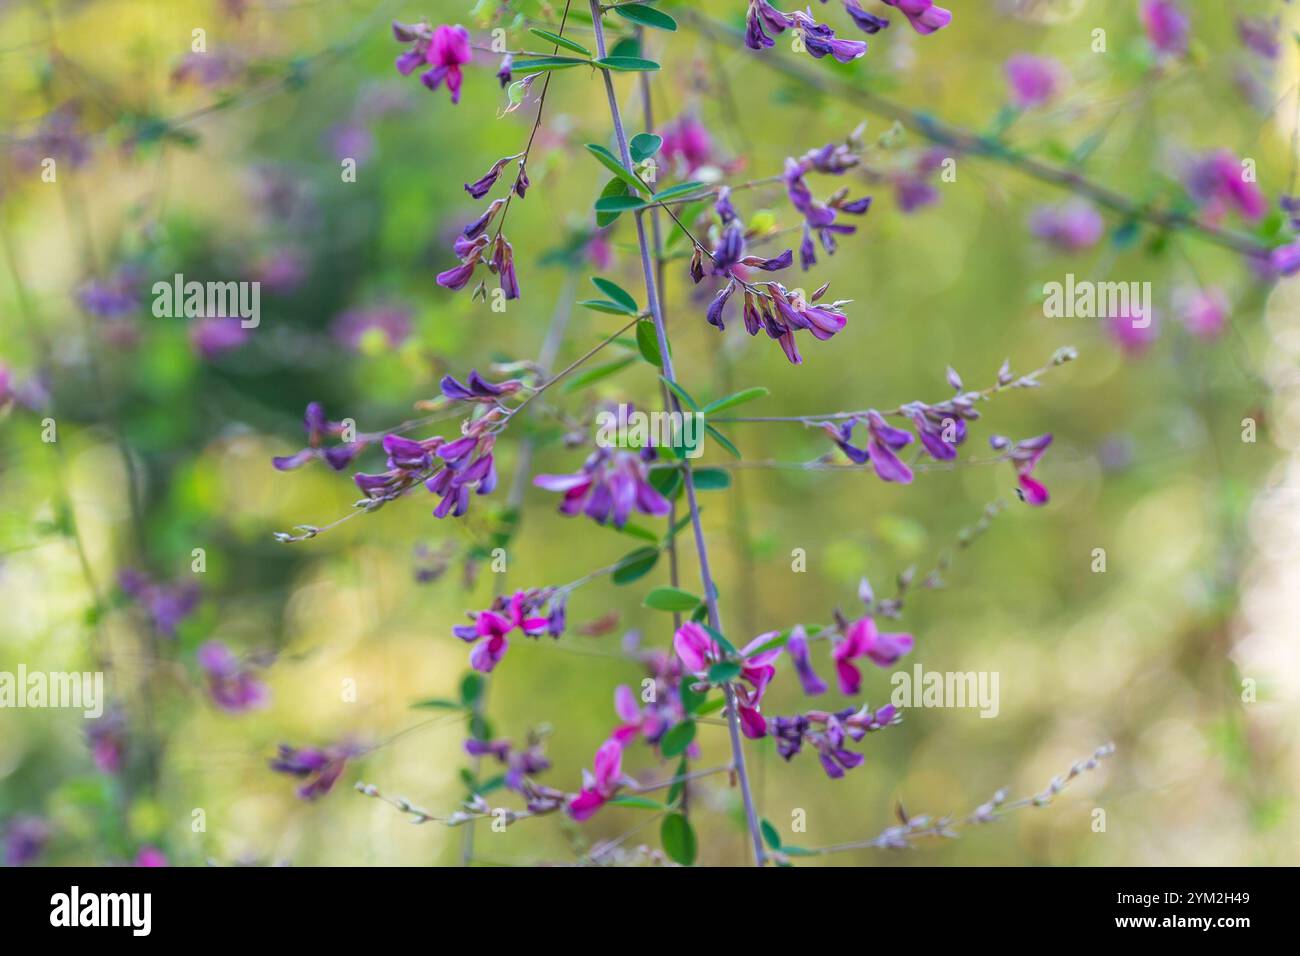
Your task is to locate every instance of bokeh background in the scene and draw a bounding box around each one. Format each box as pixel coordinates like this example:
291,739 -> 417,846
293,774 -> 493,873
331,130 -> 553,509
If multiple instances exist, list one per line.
2,0 -> 1298,866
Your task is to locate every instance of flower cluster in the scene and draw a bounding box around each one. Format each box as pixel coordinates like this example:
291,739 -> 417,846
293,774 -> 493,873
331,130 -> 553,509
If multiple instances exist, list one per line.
393,21 -> 472,104
612,652 -> 696,755
270,742 -> 361,800
464,731 -> 551,791
119,569 -> 201,638
354,416 -> 499,520
783,136 -> 874,270
197,641 -> 270,713
453,589 -> 566,673
674,623 -> 782,738
437,196 -> 521,301
746,1 -> 906,59
534,446 -> 671,529
771,702 -> 899,778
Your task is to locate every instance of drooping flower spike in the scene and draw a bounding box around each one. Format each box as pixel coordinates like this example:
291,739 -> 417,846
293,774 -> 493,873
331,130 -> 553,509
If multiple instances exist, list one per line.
771,703 -> 899,778
745,1 -> 872,60
393,21 -> 472,104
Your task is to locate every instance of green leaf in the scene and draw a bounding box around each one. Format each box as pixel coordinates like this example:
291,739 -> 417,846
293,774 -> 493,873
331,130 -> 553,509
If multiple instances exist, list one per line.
528,29 -> 592,56
649,180 -> 709,204
608,794 -> 668,810
706,424 -> 741,458
594,194 -> 649,213
703,386 -> 769,414
707,661 -> 742,683
612,546 -> 659,585
648,466 -> 682,499
644,586 -> 702,612
511,55 -> 589,72
591,277 -> 638,313
596,177 -> 632,227
761,819 -> 783,850
616,522 -> 660,543
701,624 -> 737,657
660,720 -> 697,758
410,697 -> 461,710
578,298 -> 638,316
636,319 -> 663,366
694,695 -> 726,716
585,143 -> 646,194
691,467 -> 731,491
780,845 -> 817,857
609,35 -> 641,58
659,376 -> 701,411
678,682 -> 705,716
560,355 -> 636,393
661,813 -> 698,865
630,132 -> 663,162
614,3 -> 678,32
460,673 -> 485,706
595,56 -> 661,72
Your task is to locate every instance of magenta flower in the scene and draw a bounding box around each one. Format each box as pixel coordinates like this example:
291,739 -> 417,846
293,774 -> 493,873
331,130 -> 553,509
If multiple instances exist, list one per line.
673,624 -> 783,738
1106,307 -> 1159,357
452,589 -> 562,673
134,847 -> 168,867
1185,150 -> 1267,223
393,21 -> 472,104
1029,199 -> 1104,252
1005,54 -> 1063,110
993,433 -> 1054,505
659,112 -> 715,175
880,0 -> 951,35
534,447 -> 671,529
1139,0 -> 1189,58
270,742 -> 360,800
567,738 -> 625,821
833,617 -> 914,695
1175,287 -> 1227,340
197,641 -> 270,713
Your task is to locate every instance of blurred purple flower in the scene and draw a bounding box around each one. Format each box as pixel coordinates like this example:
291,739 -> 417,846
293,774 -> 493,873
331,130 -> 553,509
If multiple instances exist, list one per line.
3,817 -> 49,866
119,569 -> 201,638
332,305 -> 413,351
1005,54 -> 1063,109
189,316 -> 250,359
270,742 -> 360,800
272,402 -> 366,472
197,641 -> 270,713
1140,0 -> 1189,58
1029,199 -> 1104,252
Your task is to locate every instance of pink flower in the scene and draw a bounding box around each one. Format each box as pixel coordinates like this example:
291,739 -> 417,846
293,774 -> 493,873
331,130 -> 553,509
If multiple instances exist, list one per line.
994,433 -> 1054,506
1029,199 -> 1104,252
567,739 -> 625,821
673,624 -> 783,738
1185,150 -> 1267,223
833,617 -> 914,695
393,22 -> 472,104
1005,55 -> 1063,110
1175,287 -> 1227,340
1140,0 -> 1189,58
452,590 -> 561,674
660,113 -> 714,174
134,847 -> 168,867
1107,308 -> 1159,357
881,0 -> 951,36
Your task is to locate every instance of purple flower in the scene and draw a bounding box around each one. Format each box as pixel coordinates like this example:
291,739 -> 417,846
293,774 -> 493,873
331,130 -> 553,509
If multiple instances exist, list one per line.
1029,199 -> 1104,252
1237,17 -> 1279,61
86,706 -> 128,774
834,617 -> 914,695
1005,54 -> 1062,109
270,742 -> 361,800
1270,241 -> 1300,278
788,625 -> 828,695
1107,307 -> 1159,357
660,113 -> 715,174
464,733 -> 550,790
880,0 -> 951,36
496,53 -> 513,87
440,369 -> 522,402
864,409 -> 915,483
1140,0 -> 1189,58
189,316 -> 250,359
772,703 -> 898,777
332,305 -> 412,351
119,569 -> 200,638
197,641 -> 270,713
902,401 -> 967,461
393,22 -> 472,104
272,402 -> 366,472
464,155 -> 514,200
843,0 -> 890,34
1185,150 -> 1267,223
746,1 -> 866,60
3,817 -> 49,866
534,447 -> 671,529
1175,286 -> 1227,340
674,624 -> 782,738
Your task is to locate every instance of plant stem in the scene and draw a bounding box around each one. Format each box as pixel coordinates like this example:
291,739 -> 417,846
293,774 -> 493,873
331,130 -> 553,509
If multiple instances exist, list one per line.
589,1 -> 766,867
